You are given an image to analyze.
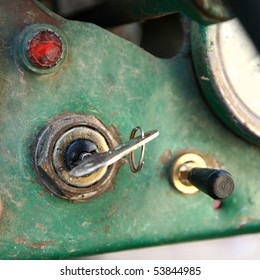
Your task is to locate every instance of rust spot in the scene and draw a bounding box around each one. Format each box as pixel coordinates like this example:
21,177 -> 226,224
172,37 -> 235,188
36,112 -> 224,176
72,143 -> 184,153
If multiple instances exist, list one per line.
29,180 -> 37,185
36,223 -> 46,232
236,216 -> 260,229
15,237 -> 27,245
160,149 -> 172,165
92,231 -> 97,236
15,236 -> 56,249
160,171 -> 165,178
12,0 -> 60,27
106,207 -> 119,219
102,225 -> 110,232
0,185 -> 23,208
109,123 -> 122,147
38,192 -> 44,198
29,241 -> 55,249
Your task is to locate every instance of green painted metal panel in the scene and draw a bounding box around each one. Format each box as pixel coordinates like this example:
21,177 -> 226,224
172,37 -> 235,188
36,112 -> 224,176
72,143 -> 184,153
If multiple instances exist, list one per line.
0,0 -> 259,259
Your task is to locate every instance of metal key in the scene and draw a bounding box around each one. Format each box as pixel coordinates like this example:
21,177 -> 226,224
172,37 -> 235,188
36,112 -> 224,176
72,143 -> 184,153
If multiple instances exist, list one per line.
69,128 -> 159,178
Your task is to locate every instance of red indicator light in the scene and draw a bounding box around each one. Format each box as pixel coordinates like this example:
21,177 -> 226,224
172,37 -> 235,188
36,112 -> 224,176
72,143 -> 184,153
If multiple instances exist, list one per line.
28,30 -> 63,69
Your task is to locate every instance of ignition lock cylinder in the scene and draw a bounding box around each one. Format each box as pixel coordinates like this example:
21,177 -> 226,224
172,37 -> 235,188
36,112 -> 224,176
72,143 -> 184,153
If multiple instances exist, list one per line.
34,113 -> 159,202
34,113 -> 120,202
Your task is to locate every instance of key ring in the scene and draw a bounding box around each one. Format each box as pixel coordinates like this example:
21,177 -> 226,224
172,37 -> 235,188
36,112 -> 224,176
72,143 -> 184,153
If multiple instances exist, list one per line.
129,126 -> 145,173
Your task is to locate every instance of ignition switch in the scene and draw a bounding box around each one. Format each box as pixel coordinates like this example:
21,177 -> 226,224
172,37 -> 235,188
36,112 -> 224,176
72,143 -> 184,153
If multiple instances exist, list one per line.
52,126 -> 110,188
34,113 -> 159,202
34,113 -> 120,202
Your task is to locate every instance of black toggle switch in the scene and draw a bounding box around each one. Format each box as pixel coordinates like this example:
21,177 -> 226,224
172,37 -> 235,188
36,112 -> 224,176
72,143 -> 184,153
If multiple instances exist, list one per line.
171,153 -> 235,200
187,168 -> 234,200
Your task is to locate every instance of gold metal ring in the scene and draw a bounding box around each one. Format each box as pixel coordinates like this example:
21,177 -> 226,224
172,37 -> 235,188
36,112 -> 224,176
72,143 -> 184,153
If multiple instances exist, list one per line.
170,153 -> 207,194
129,127 -> 145,173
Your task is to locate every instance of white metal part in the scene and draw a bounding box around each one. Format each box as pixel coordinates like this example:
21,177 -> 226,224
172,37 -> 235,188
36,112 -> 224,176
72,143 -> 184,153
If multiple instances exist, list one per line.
218,19 -> 260,118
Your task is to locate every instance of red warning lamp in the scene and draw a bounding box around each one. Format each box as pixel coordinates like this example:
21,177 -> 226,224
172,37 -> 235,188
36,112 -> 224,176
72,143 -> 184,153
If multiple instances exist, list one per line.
28,31 -> 63,69
19,24 -> 67,74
